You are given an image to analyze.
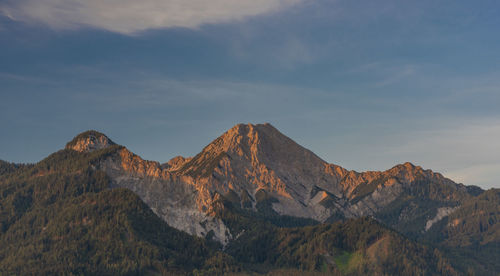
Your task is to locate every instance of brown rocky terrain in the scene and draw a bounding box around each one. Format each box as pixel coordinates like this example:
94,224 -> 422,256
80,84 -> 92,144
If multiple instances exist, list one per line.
65,124 -> 478,244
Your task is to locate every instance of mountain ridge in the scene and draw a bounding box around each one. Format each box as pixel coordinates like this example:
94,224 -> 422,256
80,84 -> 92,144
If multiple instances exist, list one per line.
62,123 -> 481,246
1,123 -> 498,274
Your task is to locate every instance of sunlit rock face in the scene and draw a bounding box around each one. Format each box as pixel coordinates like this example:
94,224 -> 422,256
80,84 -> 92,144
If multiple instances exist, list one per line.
67,124 -> 472,244
164,123 -> 468,223
98,147 -> 233,245
66,130 -> 115,152
171,123 -> 347,220
162,156 -> 192,171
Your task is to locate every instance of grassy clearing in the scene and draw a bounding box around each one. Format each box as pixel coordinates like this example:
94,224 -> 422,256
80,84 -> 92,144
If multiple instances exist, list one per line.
333,250 -> 364,274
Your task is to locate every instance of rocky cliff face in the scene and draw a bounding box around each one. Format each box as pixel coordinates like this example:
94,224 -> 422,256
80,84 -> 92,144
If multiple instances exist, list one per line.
65,124 -> 477,244
171,123 -> 348,222
65,130 -> 116,152
97,147 -> 232,244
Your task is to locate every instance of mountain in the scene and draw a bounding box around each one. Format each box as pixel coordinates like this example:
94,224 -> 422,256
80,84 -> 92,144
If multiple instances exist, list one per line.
0,148 -> 457,275
210,194 -> 458,275
77,124 -> 479,243
422,188 -> 500,274
0,146 -> 224,275
0,123 -> 498,274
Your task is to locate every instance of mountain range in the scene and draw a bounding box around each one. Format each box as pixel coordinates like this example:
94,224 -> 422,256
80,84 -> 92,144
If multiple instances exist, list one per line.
0,123 -> 498,275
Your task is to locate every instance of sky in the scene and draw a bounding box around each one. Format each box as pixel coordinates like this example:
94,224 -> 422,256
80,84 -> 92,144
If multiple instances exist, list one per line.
1,0 -> 499,189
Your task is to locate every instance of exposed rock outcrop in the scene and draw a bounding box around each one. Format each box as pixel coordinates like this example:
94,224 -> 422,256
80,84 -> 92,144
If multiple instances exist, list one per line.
66,130 -> 115,152
65,124 -> 474,244
425,206 -> 459,231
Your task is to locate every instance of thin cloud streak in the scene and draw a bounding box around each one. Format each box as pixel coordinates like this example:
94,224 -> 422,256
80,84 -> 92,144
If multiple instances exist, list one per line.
445,163 -> 500,190
0,0 -> 302,34
381,118 -> 500,189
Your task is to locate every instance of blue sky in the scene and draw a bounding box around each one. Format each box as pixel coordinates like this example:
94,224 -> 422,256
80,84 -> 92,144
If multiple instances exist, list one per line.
1,0 -> 499,189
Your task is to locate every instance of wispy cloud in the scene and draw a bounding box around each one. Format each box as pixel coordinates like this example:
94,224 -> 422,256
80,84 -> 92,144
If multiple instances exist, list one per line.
445,163 -> 500,190
0,0 -> 302,34
229,35 -> 319,69
373,64 -> 417,87
381,118 -> 500,189
0,72 -> 57,84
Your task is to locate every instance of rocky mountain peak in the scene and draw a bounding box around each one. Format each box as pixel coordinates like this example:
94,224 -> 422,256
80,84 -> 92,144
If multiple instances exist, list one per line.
388,161 -> 421,173
172,123 -> 344,214
162,156 -> 193,171
86,123 -> 480,246
65,130 -> 116,152
208,123 -> 279,154
384,162 -> 427,182
398,161 -> 419,170
213,123 -> 326,163
175,123 -> 329,180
